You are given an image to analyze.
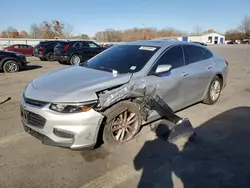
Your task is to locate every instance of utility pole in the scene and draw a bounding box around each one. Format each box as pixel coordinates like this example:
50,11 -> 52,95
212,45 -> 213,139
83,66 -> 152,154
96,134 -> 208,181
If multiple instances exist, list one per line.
142,23 -> 145,40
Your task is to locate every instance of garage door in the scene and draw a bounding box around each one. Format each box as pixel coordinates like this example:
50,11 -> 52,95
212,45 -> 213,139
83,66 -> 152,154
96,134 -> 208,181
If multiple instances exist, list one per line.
220,38 -> 224,44
182,37 -> 188,42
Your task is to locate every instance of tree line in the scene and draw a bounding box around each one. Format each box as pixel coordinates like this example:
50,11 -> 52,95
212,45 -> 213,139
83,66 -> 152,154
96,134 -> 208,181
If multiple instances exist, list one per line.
0,16 -> 249,41
225,16 -> 250,40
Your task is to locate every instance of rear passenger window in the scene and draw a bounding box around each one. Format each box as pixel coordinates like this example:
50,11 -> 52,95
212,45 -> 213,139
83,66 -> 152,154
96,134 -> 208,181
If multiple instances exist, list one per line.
87,42 -> 100,48
73,42 -> 82,48
155,46 -> 184,69
81,42 -> 89,47
183,45 -> 213,64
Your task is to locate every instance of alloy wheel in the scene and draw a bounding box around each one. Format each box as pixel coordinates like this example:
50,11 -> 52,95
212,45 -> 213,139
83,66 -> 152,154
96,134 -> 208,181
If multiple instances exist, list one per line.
210,80 -> 221,101
110,110 -> 139,143
72,55 -> 81,65
4,61 -> 18,72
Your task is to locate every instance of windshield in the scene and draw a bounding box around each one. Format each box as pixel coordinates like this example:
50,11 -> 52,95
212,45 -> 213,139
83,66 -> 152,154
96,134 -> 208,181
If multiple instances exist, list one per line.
82,45 -> 159,74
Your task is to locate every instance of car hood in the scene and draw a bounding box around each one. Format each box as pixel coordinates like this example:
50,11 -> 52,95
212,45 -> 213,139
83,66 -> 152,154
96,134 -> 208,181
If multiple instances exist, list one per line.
25,66 -> 132,102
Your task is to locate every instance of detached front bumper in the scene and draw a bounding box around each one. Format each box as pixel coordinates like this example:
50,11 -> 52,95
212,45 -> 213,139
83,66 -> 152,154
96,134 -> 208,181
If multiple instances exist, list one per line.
20,97 -> 104,149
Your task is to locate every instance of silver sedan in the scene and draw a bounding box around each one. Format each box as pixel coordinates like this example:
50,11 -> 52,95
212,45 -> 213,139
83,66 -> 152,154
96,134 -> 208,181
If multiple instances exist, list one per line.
20,40 -> 228,149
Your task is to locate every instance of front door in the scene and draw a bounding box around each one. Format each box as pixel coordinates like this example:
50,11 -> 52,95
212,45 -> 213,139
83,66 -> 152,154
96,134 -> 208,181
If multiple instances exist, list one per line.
145,45 -> 186,118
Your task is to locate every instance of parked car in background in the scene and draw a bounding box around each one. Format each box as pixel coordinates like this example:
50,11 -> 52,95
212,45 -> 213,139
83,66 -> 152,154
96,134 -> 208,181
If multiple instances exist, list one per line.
103,43 -> 115,49
4,44 -> 33,56
191,41 -> 208,46
241,40 -> 250,44
21,40 -> 228,149
54,40 -> 105,65
227,40 -> 237,44
33,40 -> 66,61
0,50 -> 27,73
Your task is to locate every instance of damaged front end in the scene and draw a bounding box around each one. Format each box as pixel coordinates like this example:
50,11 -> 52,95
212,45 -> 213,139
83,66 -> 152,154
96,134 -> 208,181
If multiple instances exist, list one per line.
95,79 -> 157,110
94,80 -> 195,143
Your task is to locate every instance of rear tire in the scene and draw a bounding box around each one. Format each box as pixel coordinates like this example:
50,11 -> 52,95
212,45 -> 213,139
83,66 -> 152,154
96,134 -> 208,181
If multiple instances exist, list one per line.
203,76 -> 222,105
3,60 -> 20,73
46,52 -> 54,61
70,54 -> 81,65
103,101 -> 142,147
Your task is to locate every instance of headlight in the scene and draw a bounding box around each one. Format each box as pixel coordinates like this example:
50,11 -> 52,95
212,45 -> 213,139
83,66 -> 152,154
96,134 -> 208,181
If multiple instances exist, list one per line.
49,101 -> 97,113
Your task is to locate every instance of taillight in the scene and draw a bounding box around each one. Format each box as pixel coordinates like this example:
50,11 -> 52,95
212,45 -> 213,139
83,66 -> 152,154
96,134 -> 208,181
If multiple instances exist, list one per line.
64,43 -> 70,50
38,46 -> 44,50
225,60 -> 229,66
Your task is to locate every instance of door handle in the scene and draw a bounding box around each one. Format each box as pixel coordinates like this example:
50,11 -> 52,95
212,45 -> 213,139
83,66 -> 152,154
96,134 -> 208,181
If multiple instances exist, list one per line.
181,72 -> 190,76
207,65 -> 213,69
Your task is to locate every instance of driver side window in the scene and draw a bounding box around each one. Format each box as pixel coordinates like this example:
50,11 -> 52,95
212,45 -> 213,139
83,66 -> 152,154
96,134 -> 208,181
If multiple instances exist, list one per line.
151,45 -> 184,73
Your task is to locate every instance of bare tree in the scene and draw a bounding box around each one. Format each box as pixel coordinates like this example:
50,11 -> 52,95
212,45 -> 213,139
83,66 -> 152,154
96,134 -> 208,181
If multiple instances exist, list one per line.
225,29 -> 244,40
19,30 -> 29,38
63,24 -> 74,38
52,20 -> 64,38
6,27 -> 19,38
194,25 -> 203,33
1,31 -> 8,38
206,29 -> 215,33
30,23 -> 42,38
239,15 -> 250,38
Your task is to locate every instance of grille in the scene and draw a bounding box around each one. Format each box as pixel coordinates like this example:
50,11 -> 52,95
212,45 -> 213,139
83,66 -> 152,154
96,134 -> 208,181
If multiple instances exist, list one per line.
24,97 -> 48,107
21,108 -> 46,128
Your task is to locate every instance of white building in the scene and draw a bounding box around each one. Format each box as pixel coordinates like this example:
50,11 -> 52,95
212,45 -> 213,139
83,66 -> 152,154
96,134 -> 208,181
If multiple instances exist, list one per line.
155,32 -> 225,45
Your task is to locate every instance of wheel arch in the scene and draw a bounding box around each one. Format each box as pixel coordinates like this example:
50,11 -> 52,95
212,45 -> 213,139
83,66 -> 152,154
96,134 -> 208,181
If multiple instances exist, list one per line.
216,73 -> 223,85
94,98 -> 141,148
0,57 -> 20,70
202,73 -> 224,101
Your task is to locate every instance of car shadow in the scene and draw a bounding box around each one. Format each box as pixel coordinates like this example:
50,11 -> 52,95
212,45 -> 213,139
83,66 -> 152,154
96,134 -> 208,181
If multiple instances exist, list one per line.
134,107 -> 250,188
23,65 -> 43,71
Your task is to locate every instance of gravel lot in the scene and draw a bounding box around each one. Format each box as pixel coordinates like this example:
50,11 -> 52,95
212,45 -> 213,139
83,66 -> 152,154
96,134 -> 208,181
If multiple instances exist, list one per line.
0,44 -> 250,188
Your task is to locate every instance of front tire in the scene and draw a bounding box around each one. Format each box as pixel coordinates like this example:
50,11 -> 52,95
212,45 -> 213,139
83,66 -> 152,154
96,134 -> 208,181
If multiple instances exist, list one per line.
103,101 -> 142,146
3,60 -> 20,73
203,76 -> 222,105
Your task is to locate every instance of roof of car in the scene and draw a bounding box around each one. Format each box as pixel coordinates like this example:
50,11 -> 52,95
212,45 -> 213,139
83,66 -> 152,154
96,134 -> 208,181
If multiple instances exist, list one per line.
124,40 -> 188,48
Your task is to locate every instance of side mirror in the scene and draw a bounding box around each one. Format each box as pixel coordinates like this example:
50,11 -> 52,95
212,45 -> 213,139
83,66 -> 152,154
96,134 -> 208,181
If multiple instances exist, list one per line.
155,64 -> 172,74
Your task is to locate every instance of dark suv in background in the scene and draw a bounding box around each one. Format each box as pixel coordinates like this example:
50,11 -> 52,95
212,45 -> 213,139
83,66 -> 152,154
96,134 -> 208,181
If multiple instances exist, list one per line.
54,40 -> 104,65
33,40 -> 66,61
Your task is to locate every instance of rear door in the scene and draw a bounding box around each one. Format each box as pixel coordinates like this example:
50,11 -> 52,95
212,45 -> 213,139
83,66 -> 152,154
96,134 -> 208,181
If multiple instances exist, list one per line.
181,44 -> 214,105
20,45 -> 29,55
27,45 -> 33,55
